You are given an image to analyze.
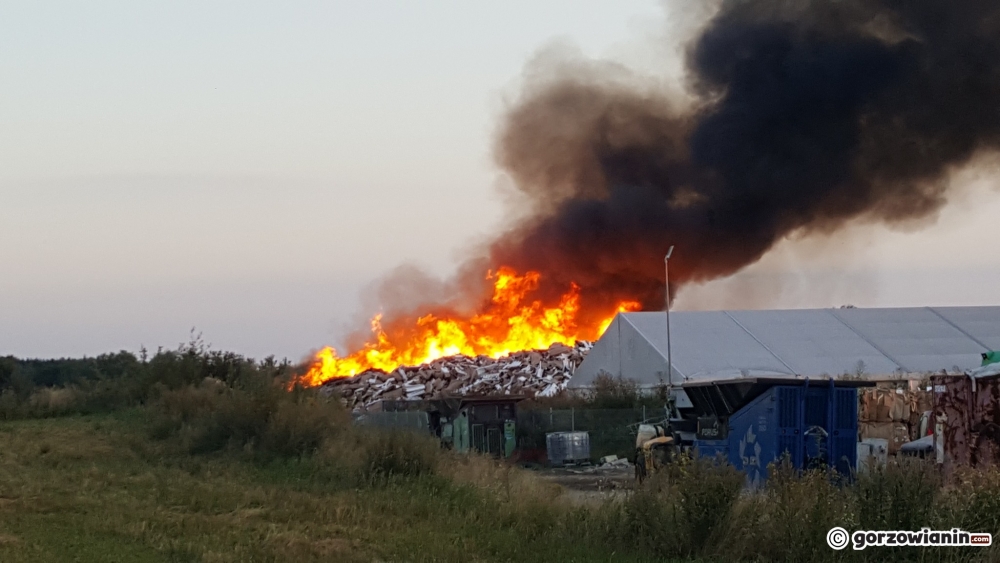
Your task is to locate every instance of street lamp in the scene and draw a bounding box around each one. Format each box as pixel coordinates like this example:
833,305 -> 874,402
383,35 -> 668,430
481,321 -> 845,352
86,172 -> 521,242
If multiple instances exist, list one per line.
664,246 -> 674,392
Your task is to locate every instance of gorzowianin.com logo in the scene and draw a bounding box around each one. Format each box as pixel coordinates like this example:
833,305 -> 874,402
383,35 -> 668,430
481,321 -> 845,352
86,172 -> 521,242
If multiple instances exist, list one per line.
827,527 -> 992,550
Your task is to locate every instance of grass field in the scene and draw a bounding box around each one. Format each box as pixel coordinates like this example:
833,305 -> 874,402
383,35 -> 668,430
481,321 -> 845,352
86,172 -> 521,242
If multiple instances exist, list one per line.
0,411 -> 653,563
3,349 -> 1000,562
6,411 -> 1000,563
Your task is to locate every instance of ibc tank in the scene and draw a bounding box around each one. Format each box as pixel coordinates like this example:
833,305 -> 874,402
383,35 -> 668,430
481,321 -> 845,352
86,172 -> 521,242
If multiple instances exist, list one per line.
857,438 -> 889,474
546,431 -> 590,466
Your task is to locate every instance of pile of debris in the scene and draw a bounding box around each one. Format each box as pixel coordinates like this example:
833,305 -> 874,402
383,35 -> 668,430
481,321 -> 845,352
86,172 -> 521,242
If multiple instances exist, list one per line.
858,385 -> 933,454
319,341 -> 593,410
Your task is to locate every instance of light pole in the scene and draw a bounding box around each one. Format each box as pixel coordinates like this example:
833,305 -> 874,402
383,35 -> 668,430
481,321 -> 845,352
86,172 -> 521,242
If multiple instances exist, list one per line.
664,246 -> 674,392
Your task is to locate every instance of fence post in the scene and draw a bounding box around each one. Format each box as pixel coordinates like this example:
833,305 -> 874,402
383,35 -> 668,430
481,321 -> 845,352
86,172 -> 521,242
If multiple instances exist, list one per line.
571,408 -> 575,432
643,405 -> 646,422
549,407 -> 553,427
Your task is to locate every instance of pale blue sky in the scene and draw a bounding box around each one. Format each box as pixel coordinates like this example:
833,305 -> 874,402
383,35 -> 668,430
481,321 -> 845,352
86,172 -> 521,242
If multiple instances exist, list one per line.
2,1 -> 999,360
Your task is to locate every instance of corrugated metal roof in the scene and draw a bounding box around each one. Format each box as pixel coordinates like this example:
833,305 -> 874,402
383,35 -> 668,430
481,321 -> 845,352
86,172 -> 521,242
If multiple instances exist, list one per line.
570,306 -> 1000,387
624,312 -> 793,380
830,307 -> 984,373
931,306 -> 1000,351
728,309 -> 900,377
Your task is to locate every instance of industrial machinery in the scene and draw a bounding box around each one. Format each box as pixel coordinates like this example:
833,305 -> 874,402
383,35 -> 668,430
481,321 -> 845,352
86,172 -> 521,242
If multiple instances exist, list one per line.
633,422 -> 681,483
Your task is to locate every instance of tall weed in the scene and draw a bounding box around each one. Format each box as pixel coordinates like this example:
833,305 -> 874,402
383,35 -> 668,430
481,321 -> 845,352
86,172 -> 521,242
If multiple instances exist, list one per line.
854,457 -> 940,531
148,376 -> 346,459
720,461 -> 853,562
354,429 -> 439,485
610,454 -> 743,559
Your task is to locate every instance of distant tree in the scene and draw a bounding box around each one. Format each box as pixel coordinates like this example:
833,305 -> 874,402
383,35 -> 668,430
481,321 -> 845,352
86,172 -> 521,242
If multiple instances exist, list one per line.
0,356 -> 16,390
589,373 -> 641,409
837,360 -> 867,381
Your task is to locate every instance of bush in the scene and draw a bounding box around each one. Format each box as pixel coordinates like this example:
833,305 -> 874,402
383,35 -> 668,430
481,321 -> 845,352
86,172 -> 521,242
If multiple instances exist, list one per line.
0,385 -> 100,419
28,387 -> 82,415
720,460 -> 853,562
608,454 -> 743,559
0,391 -> 22,420
854,457 -> 940,532
148,374 -> 346,460
588,373 -> 641,408
937,466 -> 1000,537
0,339 -> 299,421
356,429 -> 440,485
607,458 -> 1000,563
0,377 -> 146,420
258,394 -> 349,458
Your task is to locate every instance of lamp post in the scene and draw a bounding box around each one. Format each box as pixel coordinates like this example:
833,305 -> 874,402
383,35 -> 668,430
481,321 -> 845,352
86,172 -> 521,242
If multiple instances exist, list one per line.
664,246 -> 674,392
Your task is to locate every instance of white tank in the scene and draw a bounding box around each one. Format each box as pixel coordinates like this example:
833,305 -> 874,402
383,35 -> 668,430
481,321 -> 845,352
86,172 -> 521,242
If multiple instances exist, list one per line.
857,438 -> 889,474
546,431 -> 591,466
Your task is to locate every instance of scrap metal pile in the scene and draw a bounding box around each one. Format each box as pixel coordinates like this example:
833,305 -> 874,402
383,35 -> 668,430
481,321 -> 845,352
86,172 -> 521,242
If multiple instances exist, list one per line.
319,341 -> 592,410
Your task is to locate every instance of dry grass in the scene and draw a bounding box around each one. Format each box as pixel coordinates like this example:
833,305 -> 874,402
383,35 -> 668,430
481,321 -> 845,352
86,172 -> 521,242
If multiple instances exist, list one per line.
437,449 -> 565,507
4,346 -> 1000,562
26,388 -> 80,414
4,405 -> 1000,563
0,413 -> 658,563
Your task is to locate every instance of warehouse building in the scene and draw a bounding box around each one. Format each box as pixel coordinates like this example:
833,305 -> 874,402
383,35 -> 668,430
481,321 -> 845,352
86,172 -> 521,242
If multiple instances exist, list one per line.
570,306 -> 1000,389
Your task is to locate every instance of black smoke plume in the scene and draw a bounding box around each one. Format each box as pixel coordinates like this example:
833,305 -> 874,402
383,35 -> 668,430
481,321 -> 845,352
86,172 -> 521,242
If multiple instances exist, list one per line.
491,0 -> 1000,314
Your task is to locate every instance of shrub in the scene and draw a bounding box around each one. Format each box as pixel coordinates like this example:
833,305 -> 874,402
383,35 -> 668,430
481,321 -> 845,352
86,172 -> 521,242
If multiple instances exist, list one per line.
610,454 -> 743,559
258,395 -> 349,459
0,391 -> 23,420
148,374 -> 348,460
588,373 -> 641,408
937,466 -> 1000,537
0,343 -> 299,422
720,460 -> 854,562
74,377 -> 145,413
28,386 -> 82,415
853,457 -> 940,532
356,429 -> 439,485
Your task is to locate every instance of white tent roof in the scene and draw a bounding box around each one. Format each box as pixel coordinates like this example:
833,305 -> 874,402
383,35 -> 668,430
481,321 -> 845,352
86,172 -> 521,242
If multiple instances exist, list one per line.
570,306 -> 1000,388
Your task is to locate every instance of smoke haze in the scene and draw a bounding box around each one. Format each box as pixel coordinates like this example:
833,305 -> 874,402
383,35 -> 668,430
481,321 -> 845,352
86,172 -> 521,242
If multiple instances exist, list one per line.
490,0 -> 1000,317
345,0 -> 1000,349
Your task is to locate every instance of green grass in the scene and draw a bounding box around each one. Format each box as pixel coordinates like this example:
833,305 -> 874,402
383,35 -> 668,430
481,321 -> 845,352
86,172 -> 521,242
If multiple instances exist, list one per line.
0,413 -> 654,563
3,411 -> 1000,562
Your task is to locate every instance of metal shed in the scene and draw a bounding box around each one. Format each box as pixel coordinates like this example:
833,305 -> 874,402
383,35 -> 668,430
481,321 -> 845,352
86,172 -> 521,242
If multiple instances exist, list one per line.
570,306 -> 1000,388
359,396 -> 525,458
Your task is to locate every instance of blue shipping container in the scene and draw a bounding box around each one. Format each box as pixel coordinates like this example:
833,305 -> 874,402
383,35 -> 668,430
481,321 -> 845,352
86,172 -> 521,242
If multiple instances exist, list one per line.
694,380 -> 858,487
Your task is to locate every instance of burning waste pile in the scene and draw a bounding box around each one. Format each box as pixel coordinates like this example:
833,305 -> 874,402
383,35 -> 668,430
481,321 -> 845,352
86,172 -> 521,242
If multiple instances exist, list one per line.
297,267 -> 630,410
317,341 -> 592,410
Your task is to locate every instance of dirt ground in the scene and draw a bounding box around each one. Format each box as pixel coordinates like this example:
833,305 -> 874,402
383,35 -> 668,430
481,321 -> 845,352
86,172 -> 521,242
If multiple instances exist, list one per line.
533,463 -> 635,505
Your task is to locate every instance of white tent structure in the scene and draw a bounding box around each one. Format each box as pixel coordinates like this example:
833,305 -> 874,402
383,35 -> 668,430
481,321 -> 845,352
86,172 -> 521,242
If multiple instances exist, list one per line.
570,306 -> 1000,389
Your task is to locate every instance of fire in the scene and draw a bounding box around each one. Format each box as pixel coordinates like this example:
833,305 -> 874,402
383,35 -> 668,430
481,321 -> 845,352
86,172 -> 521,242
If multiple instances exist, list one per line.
299,267 -> 640,386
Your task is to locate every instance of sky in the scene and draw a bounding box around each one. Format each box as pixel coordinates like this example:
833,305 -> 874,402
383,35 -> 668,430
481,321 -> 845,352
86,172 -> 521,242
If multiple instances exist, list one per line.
2,1 -> 999,361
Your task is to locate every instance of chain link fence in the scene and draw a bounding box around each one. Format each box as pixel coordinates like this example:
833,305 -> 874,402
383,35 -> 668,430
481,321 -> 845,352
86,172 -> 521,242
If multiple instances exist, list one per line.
349,405 -> 674,464
353,411 -> 430,432
516,406 -> 672,463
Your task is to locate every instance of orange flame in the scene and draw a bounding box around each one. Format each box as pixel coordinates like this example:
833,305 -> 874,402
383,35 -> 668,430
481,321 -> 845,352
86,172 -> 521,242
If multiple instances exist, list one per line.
300,267 -> 640,386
